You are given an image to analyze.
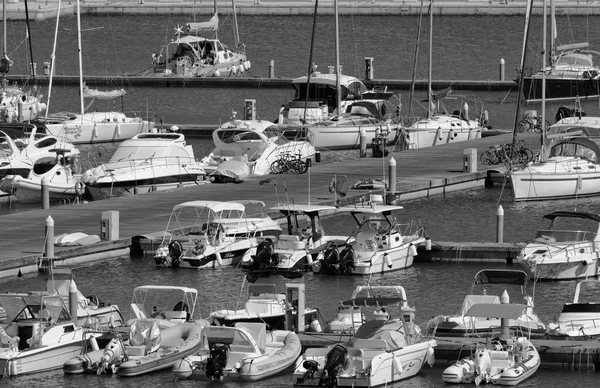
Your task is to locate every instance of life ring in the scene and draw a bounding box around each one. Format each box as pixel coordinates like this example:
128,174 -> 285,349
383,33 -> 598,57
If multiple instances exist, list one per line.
75,181 -> 85,196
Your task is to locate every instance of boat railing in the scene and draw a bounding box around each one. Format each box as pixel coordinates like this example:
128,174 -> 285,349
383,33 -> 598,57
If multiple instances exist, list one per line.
102,156 -> 199,173
561,317 -> 600,332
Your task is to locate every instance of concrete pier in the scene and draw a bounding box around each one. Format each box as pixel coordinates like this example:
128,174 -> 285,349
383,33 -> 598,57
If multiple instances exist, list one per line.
3,0 -> 600,21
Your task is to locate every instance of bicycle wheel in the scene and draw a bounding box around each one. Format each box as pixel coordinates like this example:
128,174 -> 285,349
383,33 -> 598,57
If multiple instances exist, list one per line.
519,148 -> 534,164
290,160 -> 307,174
480,150 -> 497,165
270,159 -> 284,174
517,118 -> 532,133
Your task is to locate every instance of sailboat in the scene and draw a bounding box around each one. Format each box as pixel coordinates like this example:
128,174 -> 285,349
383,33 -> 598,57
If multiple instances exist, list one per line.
0,0 -> 46,123
153,0 -> 250,78
522,0 -> 600,102
509,0 -> 600,202
400,0 -> 485,150
37,0 -> 154,144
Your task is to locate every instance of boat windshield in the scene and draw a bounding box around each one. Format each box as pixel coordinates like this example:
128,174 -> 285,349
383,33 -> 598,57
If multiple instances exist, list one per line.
549,141 -> 598,162
217,129 -> 263,144
535,216 -> 598,242
556,52 -> 593,68
0,295 -> 70,323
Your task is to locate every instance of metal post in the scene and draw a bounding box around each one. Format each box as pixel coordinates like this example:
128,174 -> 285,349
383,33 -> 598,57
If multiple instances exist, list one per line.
45,215 -> 54,260
269,59 -> 274,78
496,205 -> 504,243
388,157 -> 397,194
499,58 -> 505,81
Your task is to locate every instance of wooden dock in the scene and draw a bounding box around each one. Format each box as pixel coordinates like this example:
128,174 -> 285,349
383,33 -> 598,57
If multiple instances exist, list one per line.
0,131 -> 535,276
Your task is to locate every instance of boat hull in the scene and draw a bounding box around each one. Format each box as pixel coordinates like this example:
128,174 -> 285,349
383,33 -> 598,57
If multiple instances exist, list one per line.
0,174 -> 79,203
523,75 -> 600,102
307,122 -> 397,150
0,341 -> 85,377
399,122 -> 482,150
116,323 -> 203,377
44,116 -> 153,144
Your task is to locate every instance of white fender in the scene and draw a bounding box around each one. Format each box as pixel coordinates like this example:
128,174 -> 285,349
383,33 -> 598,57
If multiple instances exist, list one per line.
305,250 -> 313,265
408,243 -> 417,257
448,128 -> 455,142
384,253 -> 392,268
92,122 -> 98,138
238,64 -> 245,74
214,69 -> 221,77
436,127 -> 442,141
90,336 -> 99,351
392,353 -> 403,376
246,61 -> 251,70
231,65 -> 237,76
426,346 -> 435,367
215,251 -> 222,266
116,121 -> 121,137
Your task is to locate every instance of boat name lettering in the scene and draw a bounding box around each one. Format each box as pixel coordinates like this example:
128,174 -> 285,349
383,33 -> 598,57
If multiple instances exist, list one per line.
64,125 -> 83,137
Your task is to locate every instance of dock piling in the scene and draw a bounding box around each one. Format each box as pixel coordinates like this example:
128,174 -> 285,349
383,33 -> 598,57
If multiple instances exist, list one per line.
269,59 -> 275,78
496,205 -> 504,243
44,215 -> 54,260
499,58 -> 505,81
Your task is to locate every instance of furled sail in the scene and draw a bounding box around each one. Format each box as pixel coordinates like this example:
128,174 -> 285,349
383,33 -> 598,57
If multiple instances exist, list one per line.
185,13 -> 219,34
82,82 -> 126,99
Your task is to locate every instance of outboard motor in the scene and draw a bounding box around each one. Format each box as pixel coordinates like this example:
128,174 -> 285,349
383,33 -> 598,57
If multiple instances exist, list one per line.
250,238 -> 276,271
167,240 -> 184,268
338,245 -> 355,275
319,344 -> 348,388
206,342 -> 230,380
297,359 -> 320,384
320,242 -> 339,275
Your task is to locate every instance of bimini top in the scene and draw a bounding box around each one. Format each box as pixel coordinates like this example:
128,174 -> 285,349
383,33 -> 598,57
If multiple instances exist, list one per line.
542,211 -> 600,223
473,269 -> 529,286
465,303 -> 527,319
337,204 -> 404,215
133,285 -> 198,295
273,203 -> 337,215
549,137 -> 600,163
173,200 -> 245,213
292,71 -> 366,89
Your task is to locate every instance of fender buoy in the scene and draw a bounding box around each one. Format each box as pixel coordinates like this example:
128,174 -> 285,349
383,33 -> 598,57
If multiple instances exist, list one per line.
75,181 -> 85,196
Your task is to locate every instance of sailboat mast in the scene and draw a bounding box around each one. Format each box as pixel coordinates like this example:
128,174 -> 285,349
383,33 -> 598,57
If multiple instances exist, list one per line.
427,0 -> 433,119
407,0 -> 425,120
2,0 -> 6,60
77,0 -> 84,115
335,0 -> 341,115
45,0 -> 62,118
302,0 -> 319,125
540,0 -> 548,160
214,0 -> 218,42
232,0 -> 240,48
511,0 -> 535,150
550,0 -> 556,66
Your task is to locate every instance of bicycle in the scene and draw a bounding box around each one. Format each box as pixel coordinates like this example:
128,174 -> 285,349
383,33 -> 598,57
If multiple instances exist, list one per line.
480,141 -> 535,166
517,115 -> 550,133
270,151 -> 309,174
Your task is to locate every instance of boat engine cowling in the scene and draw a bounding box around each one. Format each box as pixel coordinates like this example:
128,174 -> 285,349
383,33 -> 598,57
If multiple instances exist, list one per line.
319,344 -> 348,387
168,241 -> 184,268
338,245 -> 355,274
320,242 -> 339,274
250,238 -> 279,270
206,342 -> 230,380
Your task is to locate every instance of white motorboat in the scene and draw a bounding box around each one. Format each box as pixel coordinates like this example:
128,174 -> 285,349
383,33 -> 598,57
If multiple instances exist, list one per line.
47,277 -> 124,330
546,279 -> 600,339
241,204 -> 342,271
312,201 -> 426,275
510,137 -> 600,201
209,281 -> 318,331
0,148 -> 84,204
293,284 -> 436,387
173,322 -> 301,381
153,200 -> 282,269
0,122 -> 80,180
429,270 -> 547,338
517,211 -> 600,280
80,132 -> 206,200
0,292 -> 93,376
126,285 -> 203,329
153,1 -> 250,78
442,303 -> 540,386
202,112 -> 315,176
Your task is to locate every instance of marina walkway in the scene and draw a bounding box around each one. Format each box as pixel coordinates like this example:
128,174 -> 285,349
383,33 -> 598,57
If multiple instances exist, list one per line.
0,131 -> 536,270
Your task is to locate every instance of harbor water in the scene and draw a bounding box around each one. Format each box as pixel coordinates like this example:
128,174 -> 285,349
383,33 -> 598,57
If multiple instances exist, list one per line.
2,13 -> 600,387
